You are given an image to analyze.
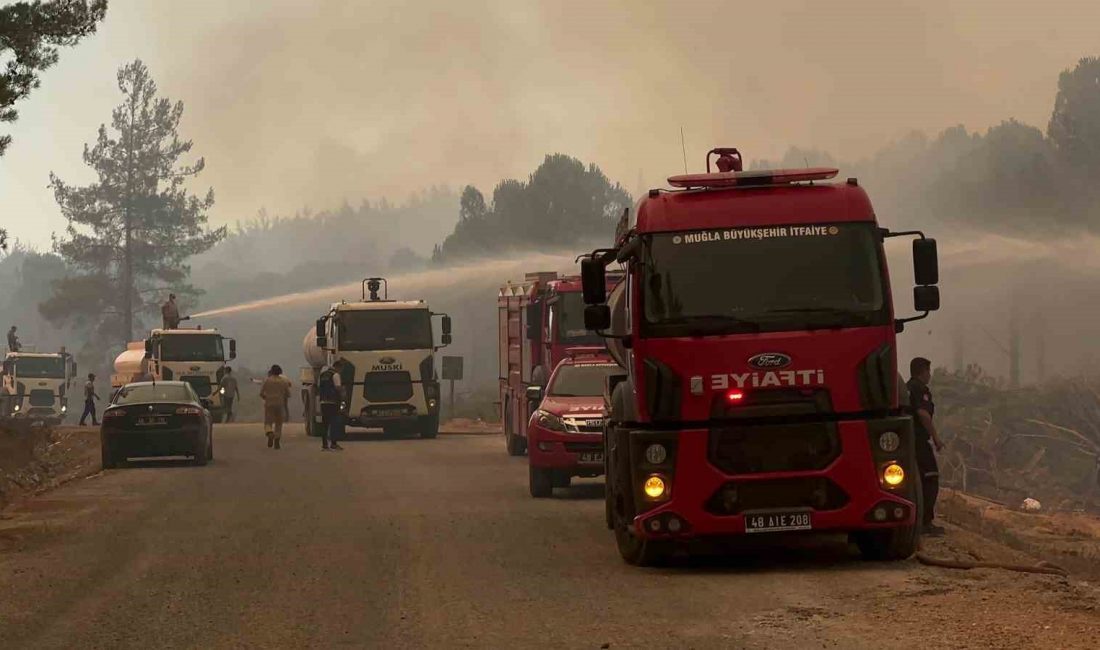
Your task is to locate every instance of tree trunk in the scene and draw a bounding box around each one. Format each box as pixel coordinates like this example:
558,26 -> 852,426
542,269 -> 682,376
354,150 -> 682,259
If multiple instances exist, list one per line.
122,84 -> 137,344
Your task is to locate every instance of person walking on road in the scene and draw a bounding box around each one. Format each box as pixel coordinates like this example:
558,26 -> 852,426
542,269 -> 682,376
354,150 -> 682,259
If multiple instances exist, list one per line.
7,326 -> 20,352
79,373 -> 101,426
907,357 -> 946,537
318,360 -> 346,451
260,365 -> 292,449
161,293 -> 181,330
219,367 -> 240,423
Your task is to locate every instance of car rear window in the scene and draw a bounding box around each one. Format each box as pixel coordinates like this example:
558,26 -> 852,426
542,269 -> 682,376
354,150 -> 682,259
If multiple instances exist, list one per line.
113,385 -> 192,405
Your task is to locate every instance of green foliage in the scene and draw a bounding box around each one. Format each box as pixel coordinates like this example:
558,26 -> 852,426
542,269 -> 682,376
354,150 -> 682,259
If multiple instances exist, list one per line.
44,59 -> 224,345
0,0 -> 108,155
433,154 -> 631,262
1048,56 -> 1100,173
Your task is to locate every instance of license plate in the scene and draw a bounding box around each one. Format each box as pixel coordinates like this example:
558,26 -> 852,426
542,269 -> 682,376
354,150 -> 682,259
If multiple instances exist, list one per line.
136,416 -> 167,426
578,451 -> 604,463
374,409 -> 405,418
744,510 -> 812,534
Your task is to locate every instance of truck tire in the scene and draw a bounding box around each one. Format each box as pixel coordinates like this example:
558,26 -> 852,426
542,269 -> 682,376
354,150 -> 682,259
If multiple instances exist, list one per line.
552,472 -> 571,489
504,402 -> 526,456
529,465 -> 553,498
212,410 -> 225,424
304,394 -> 319,437
207,430 -> 215,461
853,488 -> 923,561
608,425 -> 671,566
420,413 -> 439,439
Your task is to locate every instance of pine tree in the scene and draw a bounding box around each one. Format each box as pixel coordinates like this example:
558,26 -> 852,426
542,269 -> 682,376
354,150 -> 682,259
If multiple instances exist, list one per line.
42,59 -> 225,345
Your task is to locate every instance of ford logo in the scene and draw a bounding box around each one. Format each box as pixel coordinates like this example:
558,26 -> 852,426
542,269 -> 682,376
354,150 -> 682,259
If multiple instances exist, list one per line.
748,353 -> 791,369
379,356 -> 396,365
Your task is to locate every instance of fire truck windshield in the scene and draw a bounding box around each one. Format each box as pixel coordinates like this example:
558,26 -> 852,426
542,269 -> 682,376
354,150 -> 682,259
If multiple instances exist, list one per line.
159,335 -> 225,362
338,309 -> 433,350
13,357 -> 66,378
642,222 -> 889,337
548,363 -> 619,397
553,292 -> 602,345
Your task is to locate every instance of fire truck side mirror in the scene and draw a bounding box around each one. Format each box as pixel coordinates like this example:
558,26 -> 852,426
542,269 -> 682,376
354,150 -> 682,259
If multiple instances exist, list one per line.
228,339 -> 237,360
913,238 -> 938,286
144,339 -> 153,359
584,305 -> 611,331
315,318 -> 328,348
914,285 -> 940,312
441,315 -> 452,335
581,258 -> 607,304
441,333 -> 453,346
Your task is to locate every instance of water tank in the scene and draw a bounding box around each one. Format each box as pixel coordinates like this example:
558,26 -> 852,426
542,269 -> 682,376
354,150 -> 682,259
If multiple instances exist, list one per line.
302,329 -> 326,369
113,342 -> 149,384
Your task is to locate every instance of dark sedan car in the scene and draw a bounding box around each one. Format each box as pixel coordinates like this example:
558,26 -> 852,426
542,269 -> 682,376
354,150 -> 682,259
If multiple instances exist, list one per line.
101,381 -> 214,468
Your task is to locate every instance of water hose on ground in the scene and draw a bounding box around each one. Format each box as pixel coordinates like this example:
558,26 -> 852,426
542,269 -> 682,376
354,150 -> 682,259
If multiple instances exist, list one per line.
916,552 -> 1068,576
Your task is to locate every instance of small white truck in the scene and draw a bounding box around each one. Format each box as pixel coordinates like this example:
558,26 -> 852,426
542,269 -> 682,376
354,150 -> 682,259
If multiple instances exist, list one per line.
0,351 -> 77,424
112,327 -> 237,422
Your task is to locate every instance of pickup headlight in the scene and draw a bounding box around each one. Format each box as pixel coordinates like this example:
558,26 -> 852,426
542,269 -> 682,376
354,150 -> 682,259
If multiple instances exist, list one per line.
534,410 -> 564,432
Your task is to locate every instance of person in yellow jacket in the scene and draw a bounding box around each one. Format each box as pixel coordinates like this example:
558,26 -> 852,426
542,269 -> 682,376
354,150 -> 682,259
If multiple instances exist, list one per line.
260,364 -> 293,449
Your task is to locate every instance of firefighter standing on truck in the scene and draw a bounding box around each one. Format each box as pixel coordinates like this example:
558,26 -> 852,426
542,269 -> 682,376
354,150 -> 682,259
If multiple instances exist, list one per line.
161,294 -> 181,330
907,357 -> 945,537
318,360 -> 345,451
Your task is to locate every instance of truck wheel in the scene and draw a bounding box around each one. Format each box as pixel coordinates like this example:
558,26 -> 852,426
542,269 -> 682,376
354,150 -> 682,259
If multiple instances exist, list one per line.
612,493 -> 672,566
504,403 -> 526,456
552,472 -> 571,489
420,414 -> 439,439
854,488 -> 923,561
212,410 -> 225,424
529,465 -> 553,498
304,395 -> 319,437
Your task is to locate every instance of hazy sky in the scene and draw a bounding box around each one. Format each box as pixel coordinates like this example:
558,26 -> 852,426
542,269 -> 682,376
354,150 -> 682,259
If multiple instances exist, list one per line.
2,0 -> 1098,248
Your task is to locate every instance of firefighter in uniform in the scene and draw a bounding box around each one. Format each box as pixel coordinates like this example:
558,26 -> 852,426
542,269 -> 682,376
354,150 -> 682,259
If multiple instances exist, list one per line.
907,357 -> 946,537
318,360 -> 345,451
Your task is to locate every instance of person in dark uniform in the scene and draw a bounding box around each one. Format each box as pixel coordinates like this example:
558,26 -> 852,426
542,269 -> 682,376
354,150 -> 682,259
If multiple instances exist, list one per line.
907,357 -> 946,537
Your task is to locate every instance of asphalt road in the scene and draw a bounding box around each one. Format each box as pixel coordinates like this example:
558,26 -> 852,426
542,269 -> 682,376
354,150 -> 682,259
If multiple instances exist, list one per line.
1,423 -> 1097,649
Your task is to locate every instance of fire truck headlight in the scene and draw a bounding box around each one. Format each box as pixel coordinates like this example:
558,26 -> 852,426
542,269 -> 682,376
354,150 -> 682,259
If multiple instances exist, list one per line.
643,475 -> 668,499
219,387 -> 226,395
644,444 -> 667,465
12,404 -> 20,412
61,405 -> 67,413
878,431 -> 900,452
428,398 -> 438,409
883,463 -> 905,487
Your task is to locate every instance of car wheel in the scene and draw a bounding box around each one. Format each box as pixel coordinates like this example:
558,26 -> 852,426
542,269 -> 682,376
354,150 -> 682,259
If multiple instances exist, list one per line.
207,429 -> 215,461
100,437 -> 116,470
193,435 -> 209,466
529,465 -> 553,498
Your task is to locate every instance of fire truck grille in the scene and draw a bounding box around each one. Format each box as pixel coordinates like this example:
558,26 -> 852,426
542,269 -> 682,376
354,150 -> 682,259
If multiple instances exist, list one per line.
363,371 -> 414,403
29,390 -> 55,407
182,376 -> 212,397
705,477 -> 849,515
709,423 -> 840,475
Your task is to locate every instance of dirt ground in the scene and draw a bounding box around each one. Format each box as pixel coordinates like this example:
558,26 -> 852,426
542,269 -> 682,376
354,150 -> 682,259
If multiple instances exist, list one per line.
1,421 -> 1099,647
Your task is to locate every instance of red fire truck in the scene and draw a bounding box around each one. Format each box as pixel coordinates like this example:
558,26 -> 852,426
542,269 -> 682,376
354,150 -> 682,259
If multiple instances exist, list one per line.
498,273 -> 607,456
580,147 -> 941,565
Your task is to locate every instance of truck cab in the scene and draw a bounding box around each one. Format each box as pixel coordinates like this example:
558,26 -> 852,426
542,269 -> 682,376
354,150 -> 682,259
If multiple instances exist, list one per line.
303,277 -> 451,439
112,328 -> 237,422
1,352 -> 76,424
581,148 -> 941,565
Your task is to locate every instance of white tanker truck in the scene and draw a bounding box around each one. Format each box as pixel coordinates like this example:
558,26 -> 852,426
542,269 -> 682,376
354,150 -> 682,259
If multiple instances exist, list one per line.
112,327 -> 237,422
1,351 -> 77,424
301,277 -> 452,439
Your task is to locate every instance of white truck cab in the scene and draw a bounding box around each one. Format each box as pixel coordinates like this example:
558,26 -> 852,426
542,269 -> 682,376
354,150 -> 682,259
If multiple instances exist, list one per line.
112,327 -> 237,422
301,277 -> 452,439
1,351 -> 77,424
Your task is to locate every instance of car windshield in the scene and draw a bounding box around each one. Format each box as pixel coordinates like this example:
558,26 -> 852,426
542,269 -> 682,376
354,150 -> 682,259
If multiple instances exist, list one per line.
13,357 -> 66,378
337,309 -> 433,350
553,292 -> 602,345
113,384 -> 193,404
642,222 -> 888,337
548,363 -> 619,397
159,335 -> 224,362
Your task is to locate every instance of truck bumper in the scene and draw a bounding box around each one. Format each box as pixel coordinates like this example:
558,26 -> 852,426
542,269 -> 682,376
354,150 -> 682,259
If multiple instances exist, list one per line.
528,426 -> 605,477
625,416 -> 919,541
